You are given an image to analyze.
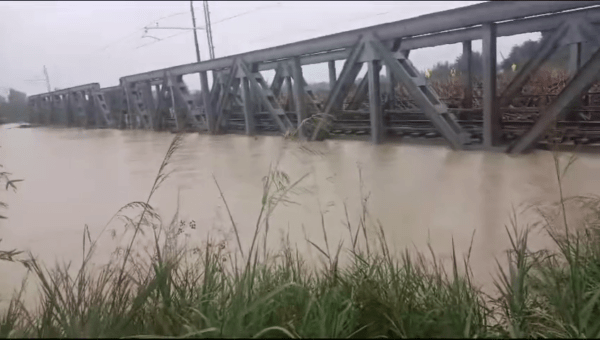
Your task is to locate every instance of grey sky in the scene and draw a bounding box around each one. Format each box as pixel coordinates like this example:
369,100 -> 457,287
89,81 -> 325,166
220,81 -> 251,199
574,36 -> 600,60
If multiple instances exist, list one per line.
0,1 -> 540,97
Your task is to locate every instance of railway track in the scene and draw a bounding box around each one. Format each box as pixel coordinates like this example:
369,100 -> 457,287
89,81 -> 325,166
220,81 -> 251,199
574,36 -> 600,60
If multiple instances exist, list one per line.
222,105 -> 600,146
217,84 -> 600,147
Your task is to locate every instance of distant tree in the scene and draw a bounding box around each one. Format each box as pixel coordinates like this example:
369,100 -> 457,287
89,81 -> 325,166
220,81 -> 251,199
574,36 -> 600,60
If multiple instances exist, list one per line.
499,39 -> 544,71
499,32 -> 575,72
192,90 -> 203,107
429,61 -> 454,81
455,51 -> 484,76
0,89 -> 28,123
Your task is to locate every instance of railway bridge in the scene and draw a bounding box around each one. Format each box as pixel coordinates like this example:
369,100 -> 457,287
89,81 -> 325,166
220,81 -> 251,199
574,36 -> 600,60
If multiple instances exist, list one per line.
26,1 -> 600,153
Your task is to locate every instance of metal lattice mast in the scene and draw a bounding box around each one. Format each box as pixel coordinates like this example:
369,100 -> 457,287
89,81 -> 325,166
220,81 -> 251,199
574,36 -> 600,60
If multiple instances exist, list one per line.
43,66 -> 52,93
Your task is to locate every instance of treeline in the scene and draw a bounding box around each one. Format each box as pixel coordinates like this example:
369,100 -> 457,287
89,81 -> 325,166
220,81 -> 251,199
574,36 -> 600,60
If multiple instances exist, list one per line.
0,89 -> 28,124
426,31 -> 598,82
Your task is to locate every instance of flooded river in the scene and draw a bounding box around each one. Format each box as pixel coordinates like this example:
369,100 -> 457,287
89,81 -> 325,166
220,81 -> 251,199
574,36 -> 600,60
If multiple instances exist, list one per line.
2,126 -> 600,304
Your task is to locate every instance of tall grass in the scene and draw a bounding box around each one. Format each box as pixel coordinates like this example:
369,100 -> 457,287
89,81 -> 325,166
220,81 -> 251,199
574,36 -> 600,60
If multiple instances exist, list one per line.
1,134 -> 600,338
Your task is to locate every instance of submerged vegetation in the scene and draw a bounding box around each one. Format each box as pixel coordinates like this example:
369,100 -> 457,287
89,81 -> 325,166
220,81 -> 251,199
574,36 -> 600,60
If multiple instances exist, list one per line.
1,134 -> 600,338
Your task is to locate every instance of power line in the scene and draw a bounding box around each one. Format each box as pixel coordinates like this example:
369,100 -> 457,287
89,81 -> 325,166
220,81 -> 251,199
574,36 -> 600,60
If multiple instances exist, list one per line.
134,30 -> 191,50
144,26 -> 205,30
144,11 -> 190,27
142,2 -> 281,29
133,3 -> 282,52
250,10 -> 397,45
211,3 -> 281,27
91,8 -> 206,55
91,28 -> 146,54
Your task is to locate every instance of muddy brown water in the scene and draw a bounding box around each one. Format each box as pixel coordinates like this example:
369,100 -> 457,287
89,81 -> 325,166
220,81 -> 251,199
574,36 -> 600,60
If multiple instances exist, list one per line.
1,126 -> 599,308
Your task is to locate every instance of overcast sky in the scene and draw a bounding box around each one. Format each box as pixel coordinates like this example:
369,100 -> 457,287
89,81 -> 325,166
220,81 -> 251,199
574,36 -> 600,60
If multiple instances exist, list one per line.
0,1 -> 540,96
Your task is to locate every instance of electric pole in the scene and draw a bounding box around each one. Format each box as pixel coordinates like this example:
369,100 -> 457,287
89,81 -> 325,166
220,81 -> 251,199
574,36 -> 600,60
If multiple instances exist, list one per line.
43,66 -> 52,93
190,1 -> 202,64
190,0 -> 214,132
203,1 -> 215,60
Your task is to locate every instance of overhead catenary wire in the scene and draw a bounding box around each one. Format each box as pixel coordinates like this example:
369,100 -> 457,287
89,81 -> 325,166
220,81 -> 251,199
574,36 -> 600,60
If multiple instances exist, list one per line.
32,2 -> 285,91
134,30 -> 192,50
251,9 -> 398,44
133,3 -> 283,52
90,6 -> 213,55
91,28 -> 146,54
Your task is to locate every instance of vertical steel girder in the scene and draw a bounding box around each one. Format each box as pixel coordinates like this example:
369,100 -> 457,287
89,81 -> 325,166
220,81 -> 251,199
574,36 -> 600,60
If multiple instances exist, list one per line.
215,76 -> 241,132
27,99 -> 37,124
284,76 -> 294,111
346,75 -> 370,111
152,73 -> 182,131
47,96 -> 56,125
281,61 -> 322,113
85,91 -> 98,128
461,41 -> 473,109
199,70 -> 214,133
238,59 -> 294,134
70,91 -> 87,127
509,45 -> 600,154
51,94 -> 66,125
482,23 -> 501,148
99,87 -> 124,128
250,77 -> 262,114
385,65 -> 395,108
215,60 -> 240,132
129,82 -> 154,130
270,63 -> 286,98
370,36 -> 469,149
328,61 -> 336,92
210,71 -> 221,109
291,56 -> 308,139
300,78 -> 323,112
498,20 -> 571,109
330,46 -> 365,112
92,90 -> 114,128
121,83 -> 134,129
41,97 -> 51,125
240,77 -> 255,135
154,75 -> 169,131
569,42 -> 582,78
347,40 -> 403,111
368,60 -> 383,144
311,38 -> 365,140
169,75 -> 205,132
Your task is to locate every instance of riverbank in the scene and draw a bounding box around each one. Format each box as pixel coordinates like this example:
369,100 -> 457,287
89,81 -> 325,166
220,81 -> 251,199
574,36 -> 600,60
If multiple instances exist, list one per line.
1,134 -> 599,338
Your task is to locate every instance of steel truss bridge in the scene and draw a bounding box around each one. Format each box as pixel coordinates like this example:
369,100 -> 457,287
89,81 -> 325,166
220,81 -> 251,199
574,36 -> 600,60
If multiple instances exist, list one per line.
26,1 -> 600,153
